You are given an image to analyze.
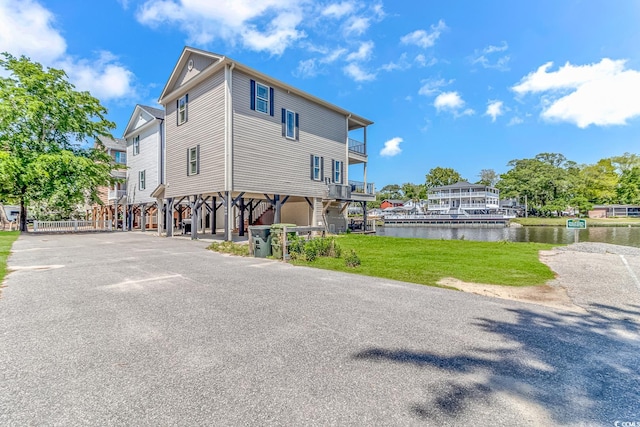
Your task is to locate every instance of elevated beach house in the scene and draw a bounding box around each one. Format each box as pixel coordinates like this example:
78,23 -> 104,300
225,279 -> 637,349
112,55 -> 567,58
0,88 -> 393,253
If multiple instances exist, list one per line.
427,181 -> 500,215
155,47 -> 375,240
122,104 -> 165,231
90,136 -> 127,225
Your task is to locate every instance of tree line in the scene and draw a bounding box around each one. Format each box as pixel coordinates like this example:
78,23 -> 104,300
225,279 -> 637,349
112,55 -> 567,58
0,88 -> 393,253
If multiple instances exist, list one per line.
373,153 -> 640,215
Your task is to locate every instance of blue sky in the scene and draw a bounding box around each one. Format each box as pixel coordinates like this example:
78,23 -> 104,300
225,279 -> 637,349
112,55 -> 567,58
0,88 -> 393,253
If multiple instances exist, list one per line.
2,0 -> 640,188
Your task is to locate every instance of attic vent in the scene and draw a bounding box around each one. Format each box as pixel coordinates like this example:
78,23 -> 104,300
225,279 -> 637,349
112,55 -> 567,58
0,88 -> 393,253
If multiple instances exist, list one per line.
188,59 -> 194,71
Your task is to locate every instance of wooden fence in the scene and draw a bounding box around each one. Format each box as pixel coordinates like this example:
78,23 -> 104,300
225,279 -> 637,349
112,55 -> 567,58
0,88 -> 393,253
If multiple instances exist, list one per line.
32,220 -> 113,233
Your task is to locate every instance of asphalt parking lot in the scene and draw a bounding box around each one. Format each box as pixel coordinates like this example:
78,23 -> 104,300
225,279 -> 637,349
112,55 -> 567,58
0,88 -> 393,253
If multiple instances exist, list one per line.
1,232 -> 639,425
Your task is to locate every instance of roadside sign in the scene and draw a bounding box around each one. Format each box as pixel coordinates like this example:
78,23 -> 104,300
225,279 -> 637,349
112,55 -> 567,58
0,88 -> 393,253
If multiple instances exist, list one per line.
566,219 -> 587,229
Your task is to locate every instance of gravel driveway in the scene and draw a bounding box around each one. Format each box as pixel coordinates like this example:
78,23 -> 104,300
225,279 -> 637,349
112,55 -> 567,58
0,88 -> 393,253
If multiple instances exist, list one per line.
1,233 -> 639,425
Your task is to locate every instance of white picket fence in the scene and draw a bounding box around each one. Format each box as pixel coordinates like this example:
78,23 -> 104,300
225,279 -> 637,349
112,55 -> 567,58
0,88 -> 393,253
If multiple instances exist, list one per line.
32,220 -> 113,233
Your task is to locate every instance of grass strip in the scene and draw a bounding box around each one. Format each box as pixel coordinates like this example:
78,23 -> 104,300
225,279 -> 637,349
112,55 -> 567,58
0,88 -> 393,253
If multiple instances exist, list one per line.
292,234 -> 557,287
0,231 -> 20,284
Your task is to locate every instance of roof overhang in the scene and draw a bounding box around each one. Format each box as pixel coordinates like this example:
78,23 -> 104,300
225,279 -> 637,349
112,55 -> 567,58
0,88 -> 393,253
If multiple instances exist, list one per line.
158,47 -> 373,128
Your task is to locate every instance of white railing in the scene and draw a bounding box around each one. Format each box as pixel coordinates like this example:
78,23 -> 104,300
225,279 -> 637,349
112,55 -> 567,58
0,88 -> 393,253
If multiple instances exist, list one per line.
33,220 -> 113,233
428,191 -> 498,198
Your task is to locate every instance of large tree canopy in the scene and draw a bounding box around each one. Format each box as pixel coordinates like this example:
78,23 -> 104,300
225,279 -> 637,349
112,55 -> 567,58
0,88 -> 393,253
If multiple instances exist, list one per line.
0,53 -> 117,231
425,167 -> 464,188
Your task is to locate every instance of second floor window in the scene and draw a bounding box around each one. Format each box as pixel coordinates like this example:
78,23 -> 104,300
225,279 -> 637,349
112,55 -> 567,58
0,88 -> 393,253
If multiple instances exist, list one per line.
178,94 -> 188,125
250,79 -> 274,116
114,151 -> 127,164
139,170 -> 146,190
188,145 -> 199,176
282,109 -> 299,140
133,136 -> 140,155
311,155 -> 323,181
333,160 -> 342,184
256,83 -> 269,114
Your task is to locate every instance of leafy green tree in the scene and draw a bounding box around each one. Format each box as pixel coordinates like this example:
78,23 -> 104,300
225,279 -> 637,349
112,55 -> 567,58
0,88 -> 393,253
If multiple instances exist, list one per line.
425,167 -> 464,188
378,184 -> 402,200
0,53 -> 116,231
497,153 -> 578,216
617,167 -> 640,204
401,182 -> 427,201
477,169 -> 499,187
610,152 -> 640,173
575,159 -> 618,204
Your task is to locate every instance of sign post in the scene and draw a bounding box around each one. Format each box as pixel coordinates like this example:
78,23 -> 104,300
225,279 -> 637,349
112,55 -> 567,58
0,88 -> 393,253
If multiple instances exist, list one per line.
566,218 -> 587,243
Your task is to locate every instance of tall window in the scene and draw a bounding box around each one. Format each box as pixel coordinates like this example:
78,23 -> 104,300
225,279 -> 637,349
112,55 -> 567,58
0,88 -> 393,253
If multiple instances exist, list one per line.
333,160 -> 342,184
178,94 -> 188,125
312,155 -> 321,181
133,135 -> 140,155
188,146 -> 199,175
115,151 -> 127,164
139,170 -> 146,190
285,110 -> 295,139
256,83 -> 269,114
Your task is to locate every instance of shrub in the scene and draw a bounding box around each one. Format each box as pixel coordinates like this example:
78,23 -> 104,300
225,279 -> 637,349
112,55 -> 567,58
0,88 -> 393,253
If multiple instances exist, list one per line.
344,249 -> 361,268
288,235 -> 342,262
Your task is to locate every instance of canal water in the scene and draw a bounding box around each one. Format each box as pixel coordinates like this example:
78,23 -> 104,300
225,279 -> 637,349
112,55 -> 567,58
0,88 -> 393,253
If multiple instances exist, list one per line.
376,226 -> 640,247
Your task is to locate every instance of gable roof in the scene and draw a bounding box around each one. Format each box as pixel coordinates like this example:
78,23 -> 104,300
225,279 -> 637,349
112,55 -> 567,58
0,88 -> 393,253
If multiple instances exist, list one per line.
122,104 -> 165,138
158,46 -> 373,129
140,105 -> 164,119
96,136 -> 126,151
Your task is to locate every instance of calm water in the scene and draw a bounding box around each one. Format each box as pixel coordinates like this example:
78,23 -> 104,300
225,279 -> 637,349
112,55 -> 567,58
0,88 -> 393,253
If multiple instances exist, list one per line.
377,226 -> 640,247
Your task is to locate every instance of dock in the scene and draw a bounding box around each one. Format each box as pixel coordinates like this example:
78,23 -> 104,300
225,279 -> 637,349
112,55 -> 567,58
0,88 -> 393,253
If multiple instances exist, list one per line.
383,215 -> 511,228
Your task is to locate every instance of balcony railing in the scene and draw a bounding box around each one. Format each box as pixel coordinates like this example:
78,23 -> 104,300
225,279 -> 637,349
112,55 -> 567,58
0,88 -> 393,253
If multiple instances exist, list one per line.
348,138 -> 366,155
328,184 -> 351,199
108,189 -> 126,200
349,180 -> 375,195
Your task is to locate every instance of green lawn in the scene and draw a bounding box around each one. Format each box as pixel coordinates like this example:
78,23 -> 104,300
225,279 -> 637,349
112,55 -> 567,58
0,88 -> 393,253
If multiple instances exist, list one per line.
292,234 -> 557,287
511,217 -> 640,227
0,231 -> 19,284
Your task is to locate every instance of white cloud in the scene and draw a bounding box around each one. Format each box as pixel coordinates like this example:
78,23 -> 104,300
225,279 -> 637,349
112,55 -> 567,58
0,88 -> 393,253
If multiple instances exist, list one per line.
58,52 -> 135,101
434,92 -> 463,110
471,41 -> 510,71
418,78 -> 450,96
380,137 -> 403,157
434,91 -> 475,117
0,0 -> 135,101
512,58 -> 640,128
485,100 -> 504,122
343,63 -> 376,82
321,2 -> 355,18
344,16 -> 370,35
294,58 -> 318,78
400,20 -> 447,49
508,117 -> 524,126
380,53 -> 410,72
0,0 -> 66,64
346,41 -> 374,62
137,0 -> 305,55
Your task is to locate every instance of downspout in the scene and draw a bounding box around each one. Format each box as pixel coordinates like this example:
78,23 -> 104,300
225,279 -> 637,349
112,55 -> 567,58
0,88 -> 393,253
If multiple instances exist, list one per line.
224,62 -> 235,240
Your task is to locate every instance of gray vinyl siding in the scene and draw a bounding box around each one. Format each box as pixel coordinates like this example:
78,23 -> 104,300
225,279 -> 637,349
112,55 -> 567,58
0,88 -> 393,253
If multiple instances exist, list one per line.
232,70 -> 347,197
165,68 -> 225,198
171,53 -> 219,93
126,121 -> 161,204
